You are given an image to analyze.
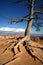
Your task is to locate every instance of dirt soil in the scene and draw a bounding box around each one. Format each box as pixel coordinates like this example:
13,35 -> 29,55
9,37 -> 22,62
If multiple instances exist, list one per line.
0,35 -> 43,65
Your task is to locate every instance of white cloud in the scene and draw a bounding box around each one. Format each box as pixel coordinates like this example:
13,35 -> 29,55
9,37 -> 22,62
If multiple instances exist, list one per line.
0,27 -> 25,33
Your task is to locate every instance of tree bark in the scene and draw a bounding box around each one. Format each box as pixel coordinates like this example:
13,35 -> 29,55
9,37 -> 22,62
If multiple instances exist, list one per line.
25,0 -> 35,41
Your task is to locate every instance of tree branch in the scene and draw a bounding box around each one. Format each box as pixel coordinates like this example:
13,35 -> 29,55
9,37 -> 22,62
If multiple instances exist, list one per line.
10,15 -> 29,23
34,11 -> 43,14
11,17 -> 43,23
32,22 -> 43,27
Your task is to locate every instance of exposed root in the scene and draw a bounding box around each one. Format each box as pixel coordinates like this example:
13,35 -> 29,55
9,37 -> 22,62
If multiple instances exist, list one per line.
17,45 -> 21,52
2,52 -> 22,65
24,41 -> 43,50
3,56 -> 20,65
24,41 -> 43,64
1,40 -> 18,54
1,36 -> 27,55
14,36 -> 28,48
28,45 -> 43,50
1,36 -> 43,64
25,45 -> 43,63
11,47 -> 16,55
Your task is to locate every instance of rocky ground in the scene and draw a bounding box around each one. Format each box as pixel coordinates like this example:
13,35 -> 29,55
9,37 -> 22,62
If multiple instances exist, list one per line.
0,34 -> 43,65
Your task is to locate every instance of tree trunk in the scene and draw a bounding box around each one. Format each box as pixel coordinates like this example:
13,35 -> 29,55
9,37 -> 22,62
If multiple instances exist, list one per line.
25,0 -> 35,41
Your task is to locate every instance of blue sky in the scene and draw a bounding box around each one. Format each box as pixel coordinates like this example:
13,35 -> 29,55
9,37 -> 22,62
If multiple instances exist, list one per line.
0,0 -> 43,35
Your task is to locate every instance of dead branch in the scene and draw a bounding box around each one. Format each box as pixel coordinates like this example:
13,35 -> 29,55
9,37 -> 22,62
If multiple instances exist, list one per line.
34,11 -> 43,14
10,17 -> 43,23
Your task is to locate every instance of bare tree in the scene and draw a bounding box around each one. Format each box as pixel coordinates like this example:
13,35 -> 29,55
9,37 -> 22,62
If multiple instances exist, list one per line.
0,0 -> 43,63
10,0 -> 43,42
